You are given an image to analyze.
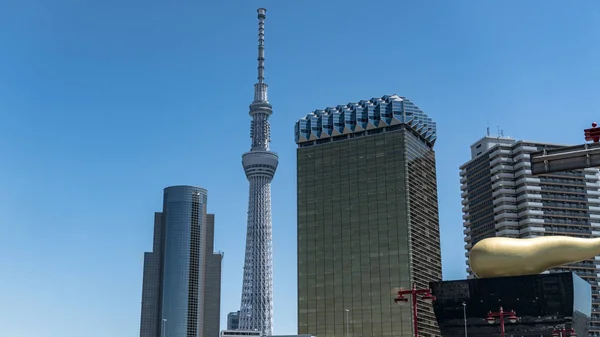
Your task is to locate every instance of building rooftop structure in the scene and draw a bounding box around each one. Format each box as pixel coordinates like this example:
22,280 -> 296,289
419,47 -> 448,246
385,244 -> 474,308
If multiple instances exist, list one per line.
294,94 -> 436,146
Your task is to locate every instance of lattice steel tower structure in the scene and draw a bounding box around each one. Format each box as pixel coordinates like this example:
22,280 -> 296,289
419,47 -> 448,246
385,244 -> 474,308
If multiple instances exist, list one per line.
239,8 -> 278,336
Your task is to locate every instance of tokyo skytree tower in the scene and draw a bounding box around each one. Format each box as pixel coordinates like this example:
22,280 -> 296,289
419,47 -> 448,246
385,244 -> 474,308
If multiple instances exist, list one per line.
239,8 -> 278,336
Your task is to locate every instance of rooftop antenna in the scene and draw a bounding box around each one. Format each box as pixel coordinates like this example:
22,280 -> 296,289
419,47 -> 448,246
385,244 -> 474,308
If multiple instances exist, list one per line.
486,125 -> 490,137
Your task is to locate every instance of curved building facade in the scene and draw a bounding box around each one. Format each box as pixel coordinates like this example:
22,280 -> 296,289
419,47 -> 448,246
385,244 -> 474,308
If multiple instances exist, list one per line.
139,185 -> 223,337
162,186 -> 207,337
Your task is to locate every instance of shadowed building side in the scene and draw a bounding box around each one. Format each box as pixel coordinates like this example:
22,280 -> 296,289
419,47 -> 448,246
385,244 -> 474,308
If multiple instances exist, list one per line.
140,212 -> 164,337
204,214 -> 224,337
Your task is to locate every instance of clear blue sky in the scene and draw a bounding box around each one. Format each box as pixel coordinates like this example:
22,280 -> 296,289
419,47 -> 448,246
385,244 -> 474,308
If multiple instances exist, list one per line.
0,0 -> 599,336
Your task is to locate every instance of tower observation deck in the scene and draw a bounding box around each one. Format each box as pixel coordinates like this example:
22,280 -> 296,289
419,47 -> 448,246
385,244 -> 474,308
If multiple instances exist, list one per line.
239,8 -> 278,336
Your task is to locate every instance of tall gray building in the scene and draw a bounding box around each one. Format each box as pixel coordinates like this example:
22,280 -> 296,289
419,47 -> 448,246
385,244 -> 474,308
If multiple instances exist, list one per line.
460,136 -> 600,335
295,95 -> 442,337
139,185 -> 223,337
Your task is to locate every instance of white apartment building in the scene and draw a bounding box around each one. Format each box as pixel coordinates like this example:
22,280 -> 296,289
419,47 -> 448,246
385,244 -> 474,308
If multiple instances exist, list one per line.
460,135 -> 600,335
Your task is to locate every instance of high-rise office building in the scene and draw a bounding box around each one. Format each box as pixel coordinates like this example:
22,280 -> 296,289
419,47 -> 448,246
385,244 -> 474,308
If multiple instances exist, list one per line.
227,311 -> 240,330
460,136 -> 600,335
139,185 -> 223,337
239,8 -> 278,336
295,95 -> 442,337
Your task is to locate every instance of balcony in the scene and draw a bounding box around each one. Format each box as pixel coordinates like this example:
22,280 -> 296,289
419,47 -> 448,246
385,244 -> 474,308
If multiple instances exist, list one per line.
496,220 -> 519,229
514,153 -> 530,161
520,226 -> 545,234
461,191 -> 468,198
589,206 -> 600,212
494,204 -> 517,212
521,233 -> 541,238
492,173 -> 515,180
493,196 -> 517,205
515,177 -> 540,185
461,198 -> 469,206
495,212 -> 518,221
519,218 -> 545,226
517,193 -> 543,201
492,180 -> 515,190
518,201 -> 544,208
492,188 -> 515,198
587,182 -> 600,188
462,205 -> 469,212
460,176 -> 467,184
514,169 -> 532,178
497,228 -> 520,236
491,156 -> 511,167
514,161 -> 532,170
489,152 -> 511,162
586,174 -> 599,180
518,209 -> 544,217
491,165 -> 512,174
516,185 -> 541,193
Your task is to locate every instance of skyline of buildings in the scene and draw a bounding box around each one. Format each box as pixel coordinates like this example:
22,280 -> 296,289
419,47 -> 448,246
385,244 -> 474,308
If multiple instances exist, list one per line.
132,8 -> 600,337
238,7 -> 278,336
460,135 -> 600,336
295,95 -> 443,337
139,185 -> 223,337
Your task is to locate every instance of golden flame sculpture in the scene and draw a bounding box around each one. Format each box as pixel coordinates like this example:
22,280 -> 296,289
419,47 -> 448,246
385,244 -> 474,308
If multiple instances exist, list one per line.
469,236 -> 600,278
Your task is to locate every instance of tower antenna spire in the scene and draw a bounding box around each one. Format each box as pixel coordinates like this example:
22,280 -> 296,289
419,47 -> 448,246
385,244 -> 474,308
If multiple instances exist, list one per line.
257,8 -> 266,84
253,8 -> 268,102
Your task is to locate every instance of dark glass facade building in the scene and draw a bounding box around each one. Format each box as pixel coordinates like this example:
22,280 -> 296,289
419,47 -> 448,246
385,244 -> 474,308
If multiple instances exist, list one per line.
227,311 -> 240,330
295,95 -> 442,337
430,272 -> 592,337
139,185 -> 223,337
